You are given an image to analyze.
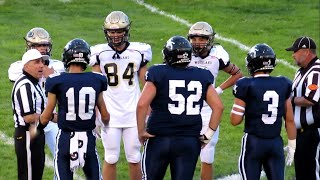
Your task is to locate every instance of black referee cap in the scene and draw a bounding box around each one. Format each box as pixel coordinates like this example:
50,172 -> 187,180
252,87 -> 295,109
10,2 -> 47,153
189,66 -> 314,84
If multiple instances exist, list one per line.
286,36 -> 317,51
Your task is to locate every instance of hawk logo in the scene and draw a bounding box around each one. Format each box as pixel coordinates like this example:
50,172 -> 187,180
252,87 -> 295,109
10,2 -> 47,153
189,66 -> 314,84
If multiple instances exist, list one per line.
166,40 -> 175,50
145,71 -> 149,80
233,84 -> 238,94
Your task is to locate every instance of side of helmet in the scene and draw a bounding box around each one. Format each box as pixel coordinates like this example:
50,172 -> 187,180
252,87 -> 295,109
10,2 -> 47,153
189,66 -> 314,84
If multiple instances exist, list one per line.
163,36 -> 192,67
187,22 -> 216,56
62,38 -> 91,70
246,43 -> 276,75
103,11 -> 131,46
24,27 -> 52,55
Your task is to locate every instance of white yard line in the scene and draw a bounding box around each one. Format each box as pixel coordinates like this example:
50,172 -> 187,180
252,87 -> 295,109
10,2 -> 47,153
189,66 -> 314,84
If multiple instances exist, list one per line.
58,0 -> 72,2
0,131 -> 84,180
132,0 -> 297,71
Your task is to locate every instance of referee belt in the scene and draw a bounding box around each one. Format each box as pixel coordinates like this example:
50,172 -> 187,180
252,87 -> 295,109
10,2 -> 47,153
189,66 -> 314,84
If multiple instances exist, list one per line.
297,124 -> 319,133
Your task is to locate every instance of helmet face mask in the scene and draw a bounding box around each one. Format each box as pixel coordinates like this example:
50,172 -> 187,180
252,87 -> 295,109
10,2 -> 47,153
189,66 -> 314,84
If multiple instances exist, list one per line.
62,38 -> 91,70
188,22 -> 215,56
163,36 -> 192,67
24,27 -> 52,56
246,43 -> 276,75
103,11 -> 131,47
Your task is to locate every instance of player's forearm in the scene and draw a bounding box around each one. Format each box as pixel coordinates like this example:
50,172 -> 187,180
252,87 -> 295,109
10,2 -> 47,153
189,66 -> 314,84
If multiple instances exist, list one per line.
100,110 -> 110,125
40,110 -> 53,125
208,106 -> 224,130
219,72 -> 243,90
136,105 -> 148,134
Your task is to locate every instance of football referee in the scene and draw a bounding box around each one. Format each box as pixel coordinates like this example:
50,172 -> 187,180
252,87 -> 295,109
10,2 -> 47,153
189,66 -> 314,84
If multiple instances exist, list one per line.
11,49 -> 48,180
286,36 -> 320,180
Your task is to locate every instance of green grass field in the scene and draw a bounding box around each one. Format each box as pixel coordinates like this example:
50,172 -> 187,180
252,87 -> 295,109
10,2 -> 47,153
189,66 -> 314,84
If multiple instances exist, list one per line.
0,0 -> 319,179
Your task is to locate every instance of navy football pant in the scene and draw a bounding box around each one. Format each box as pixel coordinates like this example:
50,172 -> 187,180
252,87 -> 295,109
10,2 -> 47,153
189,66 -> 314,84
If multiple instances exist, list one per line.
54,130 -> 101,180
141,136 -> 201,180
238,133 -> 284,180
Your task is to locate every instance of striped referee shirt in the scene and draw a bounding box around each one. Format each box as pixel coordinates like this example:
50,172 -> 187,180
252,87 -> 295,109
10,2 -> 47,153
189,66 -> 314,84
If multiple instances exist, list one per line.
292,57 -> 320,129
11,71 -> 46,128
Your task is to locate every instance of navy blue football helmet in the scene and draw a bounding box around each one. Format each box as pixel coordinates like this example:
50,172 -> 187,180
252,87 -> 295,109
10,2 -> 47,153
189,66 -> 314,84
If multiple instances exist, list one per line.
162,36 -> 192,67
246,43 -> 276,75
62,38 -> 91,70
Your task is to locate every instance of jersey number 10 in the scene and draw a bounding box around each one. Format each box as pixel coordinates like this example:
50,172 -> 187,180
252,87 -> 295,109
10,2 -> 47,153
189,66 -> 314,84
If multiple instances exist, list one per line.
65,87 -> 96,121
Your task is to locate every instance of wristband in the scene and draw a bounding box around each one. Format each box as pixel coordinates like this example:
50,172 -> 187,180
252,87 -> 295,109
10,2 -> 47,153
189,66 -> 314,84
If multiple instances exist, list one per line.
215,87 -> 223,95
204,127 -> 216,140
37,121 -> 47,130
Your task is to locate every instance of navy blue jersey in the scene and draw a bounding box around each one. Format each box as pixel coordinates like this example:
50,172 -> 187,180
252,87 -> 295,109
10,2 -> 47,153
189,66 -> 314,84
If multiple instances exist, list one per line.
45,72 -> 108,131
146,64 -> 214,136
233,75 -> 292,138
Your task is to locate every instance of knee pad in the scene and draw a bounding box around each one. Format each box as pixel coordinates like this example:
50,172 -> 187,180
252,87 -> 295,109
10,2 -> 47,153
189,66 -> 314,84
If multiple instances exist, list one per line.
126,152 -> 141,163
105,155 -> 119,164
200,141 -> 216,163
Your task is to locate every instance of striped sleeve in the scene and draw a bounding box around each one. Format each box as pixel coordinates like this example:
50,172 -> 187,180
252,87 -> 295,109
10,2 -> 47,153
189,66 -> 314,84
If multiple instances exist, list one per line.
305,66 -> 320,104
17,83 -> 36,116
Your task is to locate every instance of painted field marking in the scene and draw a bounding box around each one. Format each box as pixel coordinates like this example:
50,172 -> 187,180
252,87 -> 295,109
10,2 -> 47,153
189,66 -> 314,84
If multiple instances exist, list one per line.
0,131 -> 84,180
132,0 -> 298,71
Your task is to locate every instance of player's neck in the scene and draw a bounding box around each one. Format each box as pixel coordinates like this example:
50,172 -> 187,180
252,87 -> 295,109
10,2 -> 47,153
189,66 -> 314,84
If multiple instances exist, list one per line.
68,65 -> 83,73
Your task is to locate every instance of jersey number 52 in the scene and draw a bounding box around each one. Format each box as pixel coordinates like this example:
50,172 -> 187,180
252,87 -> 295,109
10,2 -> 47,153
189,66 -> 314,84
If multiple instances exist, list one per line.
168,80 -> 202,115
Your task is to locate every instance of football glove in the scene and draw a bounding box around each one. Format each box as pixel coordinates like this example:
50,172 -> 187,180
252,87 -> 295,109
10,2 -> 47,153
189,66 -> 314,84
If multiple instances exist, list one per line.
199,127 -> 216,144
284,139 -> 296,166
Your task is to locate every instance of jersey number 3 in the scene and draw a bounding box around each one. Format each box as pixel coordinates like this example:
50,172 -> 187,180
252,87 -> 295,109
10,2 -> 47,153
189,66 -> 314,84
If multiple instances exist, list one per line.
168,80 -> 202,115
262,90 -> 279,124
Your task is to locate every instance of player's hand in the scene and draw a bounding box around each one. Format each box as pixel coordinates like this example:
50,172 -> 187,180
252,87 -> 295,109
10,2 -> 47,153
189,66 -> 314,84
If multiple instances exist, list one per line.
29,123 -> 38,140
199,134 -> 211,144
94,125 -> 102,139
43,66 -> 54,78
199,127 -> 215,148
138,131 -> 155,146
284,139 -> 296,166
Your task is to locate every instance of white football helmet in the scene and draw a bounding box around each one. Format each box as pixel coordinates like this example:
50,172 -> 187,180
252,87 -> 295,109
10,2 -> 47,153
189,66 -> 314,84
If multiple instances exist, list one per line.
24,27 -> 52,56
188,22 -> 216,56
103,11 -> 131,46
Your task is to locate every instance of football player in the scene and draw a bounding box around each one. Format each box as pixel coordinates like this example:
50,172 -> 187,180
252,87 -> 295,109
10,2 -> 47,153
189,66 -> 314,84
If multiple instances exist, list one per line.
39,38 -> 110,180
137,36 -> 224,180
89,11 -> 152,180
187,21 -> 243,180
230,44 -> 296,180
8,27 -> 64,156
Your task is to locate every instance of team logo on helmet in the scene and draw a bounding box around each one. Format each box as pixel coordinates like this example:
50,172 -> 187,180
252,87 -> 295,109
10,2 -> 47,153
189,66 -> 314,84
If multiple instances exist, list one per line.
246,43 -> 276,75
163,36 -> 192,67
62,38 -> 91,70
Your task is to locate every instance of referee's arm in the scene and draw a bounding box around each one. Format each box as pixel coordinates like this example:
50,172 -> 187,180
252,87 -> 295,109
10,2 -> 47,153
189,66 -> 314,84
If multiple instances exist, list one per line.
292,96 -> 315,107
23,113 -> 40,123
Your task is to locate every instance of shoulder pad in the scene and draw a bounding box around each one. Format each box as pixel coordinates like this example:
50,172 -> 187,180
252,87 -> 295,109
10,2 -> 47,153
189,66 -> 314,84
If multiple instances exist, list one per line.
8,61 -> 23,82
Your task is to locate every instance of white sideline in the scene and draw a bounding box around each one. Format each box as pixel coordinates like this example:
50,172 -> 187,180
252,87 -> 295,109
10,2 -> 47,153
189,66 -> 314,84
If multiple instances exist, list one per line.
0,131 -> 84,180
132,0 -> 298,71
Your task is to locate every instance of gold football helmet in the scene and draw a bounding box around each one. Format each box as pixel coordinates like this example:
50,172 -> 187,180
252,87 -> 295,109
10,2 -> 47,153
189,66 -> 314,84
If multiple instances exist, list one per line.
103,11 -> 131,47
188,22 -> 216,56
24,27 -> 52,56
